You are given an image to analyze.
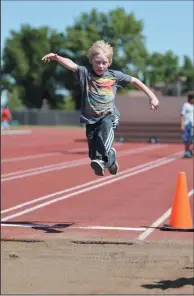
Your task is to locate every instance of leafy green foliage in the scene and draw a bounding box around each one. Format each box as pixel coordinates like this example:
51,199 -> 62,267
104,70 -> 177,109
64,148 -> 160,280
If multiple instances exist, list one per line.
2,25 -> 66,108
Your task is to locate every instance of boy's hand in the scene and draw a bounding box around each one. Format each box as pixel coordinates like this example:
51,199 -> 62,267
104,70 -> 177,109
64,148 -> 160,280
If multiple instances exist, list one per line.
42,53 -> 58,62
130,78 -> 159,111
150,96 -> 159,111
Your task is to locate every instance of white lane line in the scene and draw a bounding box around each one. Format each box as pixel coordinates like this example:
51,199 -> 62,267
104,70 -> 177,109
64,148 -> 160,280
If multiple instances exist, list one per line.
1,143 -> 124,163
137,189 -> 194,241
1,145 -> 162,177
1,151 -> 181,215
1,158 -> 88,178
0,224 -> 146,231
1,129 -> 32,135
1,151 -> 182,222
1,152 -> 62,163
71,226 -> 147,231
1,224 -> 36,228
1,145 -> 166,182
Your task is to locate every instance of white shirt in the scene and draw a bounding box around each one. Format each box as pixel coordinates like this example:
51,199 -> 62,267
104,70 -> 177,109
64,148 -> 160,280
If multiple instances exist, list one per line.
181,102 -> 194,127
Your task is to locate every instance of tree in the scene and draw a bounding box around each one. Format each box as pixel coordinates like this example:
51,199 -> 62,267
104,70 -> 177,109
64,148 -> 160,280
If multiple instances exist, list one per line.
2,25 -> 66,108
58,8 -> 148,109
178,55 -> 194,92
4,9 -> 187,108
145,50 -> 180,87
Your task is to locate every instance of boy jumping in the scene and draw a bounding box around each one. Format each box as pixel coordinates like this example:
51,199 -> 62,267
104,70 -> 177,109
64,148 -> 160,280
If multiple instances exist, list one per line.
42,40 -> 159,176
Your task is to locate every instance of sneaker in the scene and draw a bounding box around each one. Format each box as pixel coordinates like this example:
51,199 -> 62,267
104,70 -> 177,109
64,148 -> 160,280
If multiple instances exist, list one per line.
108,148 -> 119,175
183,151 -> 192,158
91,159 -> 105,176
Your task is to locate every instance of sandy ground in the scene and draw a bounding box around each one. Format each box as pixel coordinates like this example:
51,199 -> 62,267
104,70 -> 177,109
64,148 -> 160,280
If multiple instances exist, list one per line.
1,238 -> 194,295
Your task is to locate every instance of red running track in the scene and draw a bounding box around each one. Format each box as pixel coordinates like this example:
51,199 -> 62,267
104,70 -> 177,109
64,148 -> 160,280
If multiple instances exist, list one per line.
1,127 -> 193,241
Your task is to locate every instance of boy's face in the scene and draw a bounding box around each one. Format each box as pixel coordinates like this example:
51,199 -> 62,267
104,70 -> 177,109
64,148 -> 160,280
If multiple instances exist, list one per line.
91,53 -> 109,76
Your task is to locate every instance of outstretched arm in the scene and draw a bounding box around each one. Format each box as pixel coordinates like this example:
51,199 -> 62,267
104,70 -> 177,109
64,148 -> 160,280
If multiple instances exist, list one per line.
130,77 -> 159,111
42,53 -> 78,72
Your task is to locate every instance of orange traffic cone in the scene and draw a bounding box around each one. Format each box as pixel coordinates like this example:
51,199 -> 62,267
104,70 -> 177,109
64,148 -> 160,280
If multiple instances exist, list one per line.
162,172 -> 193,231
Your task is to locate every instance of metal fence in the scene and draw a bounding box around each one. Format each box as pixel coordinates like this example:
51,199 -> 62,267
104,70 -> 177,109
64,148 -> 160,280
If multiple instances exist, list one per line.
12,109 -> 82,126
11,105 -> 183,143
11,95 -> 186,127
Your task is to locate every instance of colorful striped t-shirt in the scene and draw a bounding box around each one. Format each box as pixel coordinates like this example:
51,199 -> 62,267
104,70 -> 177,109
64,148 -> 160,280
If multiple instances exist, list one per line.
75,66 -> 132,124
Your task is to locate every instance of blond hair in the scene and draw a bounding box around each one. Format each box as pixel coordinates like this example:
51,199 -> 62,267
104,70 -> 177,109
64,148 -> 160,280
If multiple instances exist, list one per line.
87,40 -> 113,65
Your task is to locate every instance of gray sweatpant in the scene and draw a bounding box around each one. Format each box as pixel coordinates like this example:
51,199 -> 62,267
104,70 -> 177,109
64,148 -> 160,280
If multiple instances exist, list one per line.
86,114 -> 116,168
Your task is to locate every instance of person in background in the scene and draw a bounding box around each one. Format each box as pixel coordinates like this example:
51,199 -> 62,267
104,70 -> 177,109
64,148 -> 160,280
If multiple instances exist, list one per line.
1,105 -> 12,130
180,92 -> 194,158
